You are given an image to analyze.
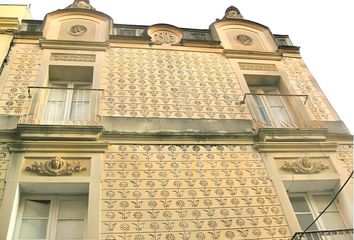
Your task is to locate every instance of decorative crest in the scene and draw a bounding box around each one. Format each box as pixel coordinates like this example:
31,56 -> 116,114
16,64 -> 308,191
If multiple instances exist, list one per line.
281,156 -> 329,174
25,156 -> 87,176
67,0 -> 95,10
223,6 -> 243,19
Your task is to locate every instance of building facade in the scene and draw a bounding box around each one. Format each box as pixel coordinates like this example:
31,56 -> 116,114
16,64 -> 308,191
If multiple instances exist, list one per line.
0,1 -> 352,239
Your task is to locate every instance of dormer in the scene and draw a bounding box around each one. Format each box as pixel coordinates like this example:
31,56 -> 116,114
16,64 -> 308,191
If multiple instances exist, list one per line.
210,6 -> 278,52
42,0 -> 112,42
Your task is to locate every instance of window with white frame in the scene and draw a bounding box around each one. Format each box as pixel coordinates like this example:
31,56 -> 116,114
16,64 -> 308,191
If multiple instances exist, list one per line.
289,193 -> 346,231
14,195 -> 88,240
249,86 -> 293,127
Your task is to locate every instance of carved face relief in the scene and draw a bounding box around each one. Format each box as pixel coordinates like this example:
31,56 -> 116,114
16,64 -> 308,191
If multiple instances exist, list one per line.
235,34 -> 253,45
281,157 -> 329,174
69,25 -> 87,36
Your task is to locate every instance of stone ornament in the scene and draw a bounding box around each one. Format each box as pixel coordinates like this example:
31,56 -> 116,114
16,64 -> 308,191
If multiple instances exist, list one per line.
69,25 -> 88,36
337,145 -> 353,174
66,0 -> 95,10
25,156 -> 87,176
235,34 -> 253,45
281,156 -> 329,174
50,53 -> 96,62
223,6 -> 243,19
152,31 -> 178,44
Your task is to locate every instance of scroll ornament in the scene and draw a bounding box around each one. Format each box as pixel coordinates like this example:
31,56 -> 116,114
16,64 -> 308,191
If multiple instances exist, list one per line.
25,156 -> 86,176
281,156 -> 329,174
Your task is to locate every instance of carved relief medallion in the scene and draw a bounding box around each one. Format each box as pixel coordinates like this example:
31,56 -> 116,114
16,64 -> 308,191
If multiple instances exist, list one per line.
69,25 -> 87,36
281,157 -> 329,174
235,34 -> 253,45
152,31 -> 178,44
25,156 -> 87,176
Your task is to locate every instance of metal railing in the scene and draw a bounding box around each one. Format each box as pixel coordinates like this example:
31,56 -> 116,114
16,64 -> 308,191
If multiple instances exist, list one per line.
241,93 -> 326,129
291,229 -> 353,240
19,86 -> 104,126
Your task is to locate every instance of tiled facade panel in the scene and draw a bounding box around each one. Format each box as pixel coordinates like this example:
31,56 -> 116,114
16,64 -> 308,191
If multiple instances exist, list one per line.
0,45 -> 42,115
282,57 -> 334,121
0,144 -> 9,207
101,48 -> 251,120
102,144 -> 291,240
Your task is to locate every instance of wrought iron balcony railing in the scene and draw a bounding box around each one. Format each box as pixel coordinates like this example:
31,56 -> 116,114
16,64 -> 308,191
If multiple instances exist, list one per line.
19,86 -> 104,126
241,93 -> 326,130
291,229 -> 353,240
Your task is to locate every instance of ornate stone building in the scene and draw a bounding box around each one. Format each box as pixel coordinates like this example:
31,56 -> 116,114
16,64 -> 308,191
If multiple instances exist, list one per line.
0,1 -> 352,239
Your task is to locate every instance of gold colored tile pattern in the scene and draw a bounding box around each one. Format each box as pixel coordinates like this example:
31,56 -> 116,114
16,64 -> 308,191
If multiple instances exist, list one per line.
0,45 -> 42,115
101,48 -> 251,120
282,57 -> 333,121
0,144 -> 9,207
102,145 -> 291,240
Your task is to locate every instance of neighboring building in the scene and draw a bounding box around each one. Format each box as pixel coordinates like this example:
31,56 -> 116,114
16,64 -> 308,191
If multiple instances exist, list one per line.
0,1 -> 352,239
0,4 -> 32,73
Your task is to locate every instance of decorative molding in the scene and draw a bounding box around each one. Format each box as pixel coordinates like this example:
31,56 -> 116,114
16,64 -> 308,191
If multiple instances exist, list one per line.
239,63 -> 277,71
235,34 -> 253,45
281,156 -> 329,174
25,156 -> 87,176
147,24 -> 182,45
337,145 -> 353,174
50,53 -> 96,62
68,25 -> 88,36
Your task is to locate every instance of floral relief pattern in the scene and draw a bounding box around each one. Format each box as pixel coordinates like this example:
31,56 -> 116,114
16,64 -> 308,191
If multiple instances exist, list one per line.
282,57 -> 333,121
0,144 -> 10,206
0,45 -> 42,115
101,48 -> 250,120
337,145 -> 353,174
102,145 -> 290,240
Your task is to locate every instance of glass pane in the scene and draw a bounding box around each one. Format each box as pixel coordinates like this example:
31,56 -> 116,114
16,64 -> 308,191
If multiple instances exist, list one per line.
296,214 -> 318,231
19,219 -> 48,239
312,195 -> 337,211
70,90 -> 89,121
321,212 -> 346,229
289,196 -> 311,212
58,200 -> 87,218
45,89 -> 66,121
56,220 -> 84,239
23,200 -> 50,217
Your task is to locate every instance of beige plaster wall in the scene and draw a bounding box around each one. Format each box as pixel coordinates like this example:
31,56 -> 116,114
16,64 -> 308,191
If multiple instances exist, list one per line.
0,144 -> 9,207
0,44 -> 42,115
101,47 -> 251,120
101,144 -> 291,240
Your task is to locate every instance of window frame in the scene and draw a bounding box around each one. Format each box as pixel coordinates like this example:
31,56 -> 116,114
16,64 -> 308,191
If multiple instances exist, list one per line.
13,194 -> 88,240
289,192 -> 346,231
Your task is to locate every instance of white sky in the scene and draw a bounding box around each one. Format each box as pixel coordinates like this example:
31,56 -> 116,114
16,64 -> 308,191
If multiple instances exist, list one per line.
2,0 -> 353,134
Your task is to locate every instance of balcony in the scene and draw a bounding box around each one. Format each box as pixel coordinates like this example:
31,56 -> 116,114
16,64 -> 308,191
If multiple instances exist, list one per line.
19,86 -> 103,126
241,92 -> 327,130
291,229 -> 353,240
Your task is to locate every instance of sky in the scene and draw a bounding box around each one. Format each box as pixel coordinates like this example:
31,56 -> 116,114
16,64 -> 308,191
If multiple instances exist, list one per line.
2,0 -> 353,134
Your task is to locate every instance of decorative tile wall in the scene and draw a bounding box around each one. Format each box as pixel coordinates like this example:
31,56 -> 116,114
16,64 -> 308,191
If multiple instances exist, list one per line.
102,144 -> 291,240
101,48 -> 251,120
0,45 -> 42,115
282,57 -> 333,121
0,144 -> 9,207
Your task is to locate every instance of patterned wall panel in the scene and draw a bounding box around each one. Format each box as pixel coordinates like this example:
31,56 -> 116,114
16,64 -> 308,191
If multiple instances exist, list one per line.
0,45 -> 42,115
102,144 -> 291,240
101,48 -> 251,120
0,144 -> 9,207
282,57 -> 333,121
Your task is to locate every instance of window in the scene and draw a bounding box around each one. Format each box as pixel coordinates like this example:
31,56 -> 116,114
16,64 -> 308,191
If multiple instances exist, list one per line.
14,195 -> 88,240
250,86 -> 293,127
289,193 -> 346,231
44,83 -> 91,123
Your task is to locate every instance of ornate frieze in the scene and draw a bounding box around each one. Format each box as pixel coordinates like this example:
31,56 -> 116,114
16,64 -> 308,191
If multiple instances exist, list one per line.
239,63 -> 277,71
282,57 -> 333,121
281,157 -> 329,174
337,145 -> 353,174
0,45 -> 42,115
50,53 -> 96,62
25,156 -> 87,176
102,144 -> 291,240
102,48 -> 251,120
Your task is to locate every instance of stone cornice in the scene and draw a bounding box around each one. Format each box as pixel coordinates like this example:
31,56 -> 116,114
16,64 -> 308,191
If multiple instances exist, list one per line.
39,38 -> 109,51
254,142 -> 338,153
0,17 -> 20,32
223,49 -> 282,60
